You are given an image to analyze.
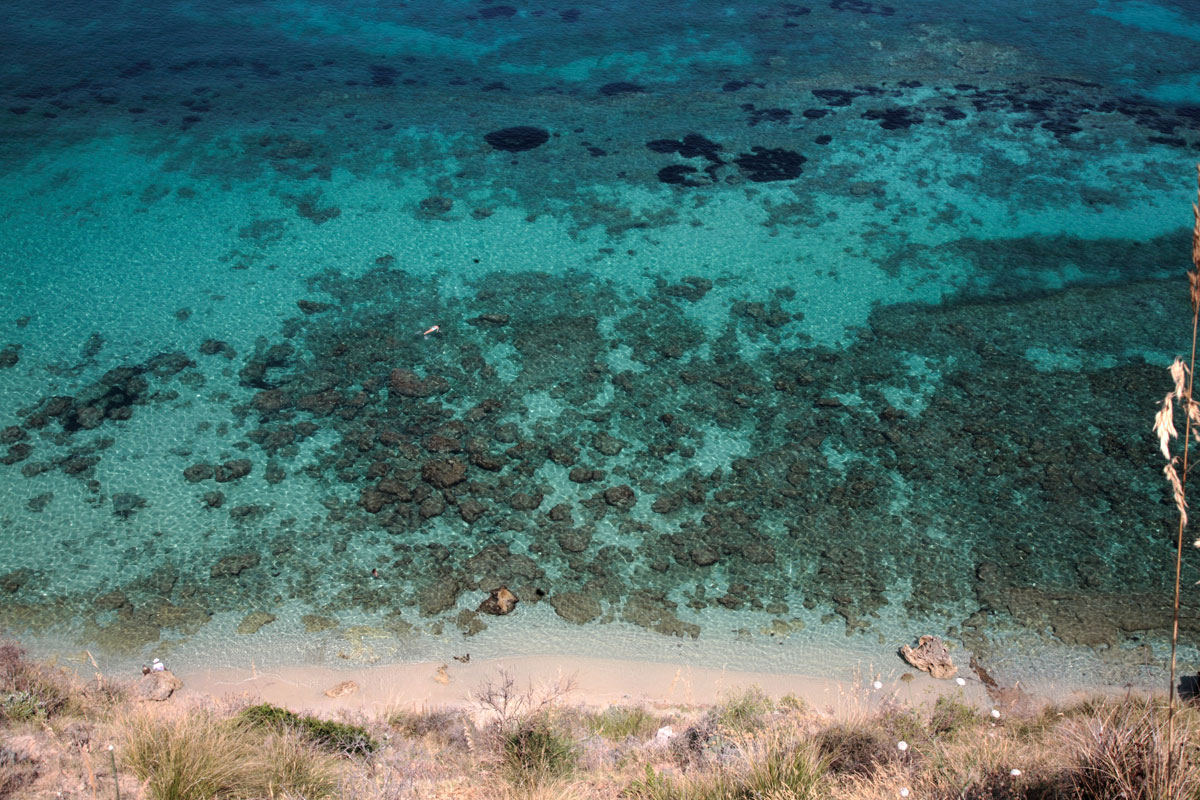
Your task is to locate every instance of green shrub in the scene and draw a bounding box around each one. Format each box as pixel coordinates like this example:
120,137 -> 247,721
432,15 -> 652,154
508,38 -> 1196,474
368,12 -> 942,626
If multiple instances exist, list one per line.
0,691 -> 49,723
815,722 -> 897,777
711,686 -> 773,733
930,694 -> 978,737
239,703 -> 376,755
0,643 -> 70,722
587,705 -> 660,742
501,718 -> 577,784
778,693 -> 808,713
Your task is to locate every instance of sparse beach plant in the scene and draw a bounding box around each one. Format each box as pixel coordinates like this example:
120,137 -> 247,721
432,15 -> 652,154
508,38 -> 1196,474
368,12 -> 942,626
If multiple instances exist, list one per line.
928,693 -> 978,738
472,670 -> 579,787
388,704 -> 471,749
501,718 -> 578,786
0,641 -> 71,723
815,721 -> 897,778
710,685 -> 774,734
587,705 -> 662,742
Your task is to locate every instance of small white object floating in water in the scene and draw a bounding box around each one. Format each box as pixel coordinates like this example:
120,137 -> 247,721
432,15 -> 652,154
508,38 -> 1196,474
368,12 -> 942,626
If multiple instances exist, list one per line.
423,325 -> 441,337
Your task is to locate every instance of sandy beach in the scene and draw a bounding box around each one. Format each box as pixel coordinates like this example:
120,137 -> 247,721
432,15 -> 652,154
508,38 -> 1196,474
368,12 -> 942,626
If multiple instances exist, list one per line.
176,652 -> 1006,720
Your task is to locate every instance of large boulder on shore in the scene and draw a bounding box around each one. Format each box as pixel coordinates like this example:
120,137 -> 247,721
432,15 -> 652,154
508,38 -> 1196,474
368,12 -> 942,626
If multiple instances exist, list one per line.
134,669 -> 183,701
900,635 -> 957,679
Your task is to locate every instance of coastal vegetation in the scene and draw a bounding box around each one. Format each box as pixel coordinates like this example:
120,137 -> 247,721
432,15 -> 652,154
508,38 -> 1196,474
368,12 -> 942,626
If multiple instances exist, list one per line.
2,643 -> 1199,799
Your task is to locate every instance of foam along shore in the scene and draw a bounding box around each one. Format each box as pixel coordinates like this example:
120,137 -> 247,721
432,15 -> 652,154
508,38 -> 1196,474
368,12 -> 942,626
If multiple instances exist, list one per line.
175,652 -> 1007,718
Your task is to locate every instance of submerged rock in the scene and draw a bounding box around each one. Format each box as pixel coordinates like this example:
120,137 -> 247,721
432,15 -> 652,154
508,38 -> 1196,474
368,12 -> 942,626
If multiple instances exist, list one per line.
603,484 -> 636,510
237,611 -> 276,634
302,614 -> 338,633
112,492 -> 146,518
549,591 -> 601,624
389,369 -> 449,397
422,458 -> 467,489
484,126 -> 550,152
211,552 -> 260,579
213,459 -> 252,482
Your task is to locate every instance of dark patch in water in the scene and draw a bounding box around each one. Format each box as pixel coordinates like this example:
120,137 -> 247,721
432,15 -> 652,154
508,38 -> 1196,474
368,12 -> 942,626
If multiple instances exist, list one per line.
733,147 -> 806,181
600,82 -> 645,96
484,126 -> 550,151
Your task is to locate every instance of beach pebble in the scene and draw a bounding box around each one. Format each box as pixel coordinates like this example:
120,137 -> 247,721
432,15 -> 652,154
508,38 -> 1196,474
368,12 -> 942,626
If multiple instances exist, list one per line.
324,680 -> 358,698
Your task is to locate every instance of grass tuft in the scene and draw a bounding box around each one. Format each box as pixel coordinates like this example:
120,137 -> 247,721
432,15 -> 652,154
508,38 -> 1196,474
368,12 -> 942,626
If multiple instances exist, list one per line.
709,686 -> 774,734
1063,697 -> 1200,800
501,718 -> 578,786
586,705 -> 662,742
625,733 -> 829,799
929,693 -> 979,738
121,708 -> 340,800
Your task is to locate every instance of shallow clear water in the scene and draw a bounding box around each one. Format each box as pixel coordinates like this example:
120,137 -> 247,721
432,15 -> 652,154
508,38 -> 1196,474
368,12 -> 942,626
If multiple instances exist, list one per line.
1,0 -> 1198,686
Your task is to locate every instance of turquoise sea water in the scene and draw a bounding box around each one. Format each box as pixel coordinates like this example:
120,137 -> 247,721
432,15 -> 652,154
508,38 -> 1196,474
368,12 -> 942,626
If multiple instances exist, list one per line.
1,0 -> 1199,687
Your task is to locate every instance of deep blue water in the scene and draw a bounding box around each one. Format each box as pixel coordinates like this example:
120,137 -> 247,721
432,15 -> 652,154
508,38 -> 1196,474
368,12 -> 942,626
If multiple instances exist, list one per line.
1,0 -> 1199,684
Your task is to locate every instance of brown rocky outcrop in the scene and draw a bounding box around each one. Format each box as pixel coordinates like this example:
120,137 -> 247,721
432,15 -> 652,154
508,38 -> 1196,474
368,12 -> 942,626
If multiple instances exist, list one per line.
134,670 -> 183,701
900,635 -> 957,679
478,586 -> 518,615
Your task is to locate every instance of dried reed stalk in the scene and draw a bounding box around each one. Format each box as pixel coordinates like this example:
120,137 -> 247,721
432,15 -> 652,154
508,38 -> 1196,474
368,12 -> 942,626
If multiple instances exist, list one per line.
1154,164 -> 1200,780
